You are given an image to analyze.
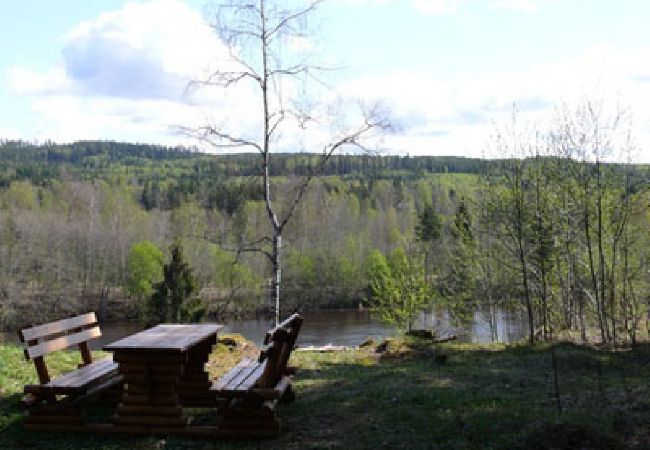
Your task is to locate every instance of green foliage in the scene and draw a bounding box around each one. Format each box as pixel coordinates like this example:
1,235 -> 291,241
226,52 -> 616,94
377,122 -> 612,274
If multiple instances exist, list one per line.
146,242 -> 204,325
126,240 -> 164,304
439,199 -> 478,322
415,204 -> 442,242
366,248 -> 432,331
0,139 -> 648,338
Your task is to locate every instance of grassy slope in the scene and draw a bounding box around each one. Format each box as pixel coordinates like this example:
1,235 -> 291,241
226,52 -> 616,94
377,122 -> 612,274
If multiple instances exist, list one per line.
2,338 -> 650,449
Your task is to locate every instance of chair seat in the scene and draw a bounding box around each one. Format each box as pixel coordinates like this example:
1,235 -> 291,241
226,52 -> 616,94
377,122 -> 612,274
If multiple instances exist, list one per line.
25,357 -> 118,396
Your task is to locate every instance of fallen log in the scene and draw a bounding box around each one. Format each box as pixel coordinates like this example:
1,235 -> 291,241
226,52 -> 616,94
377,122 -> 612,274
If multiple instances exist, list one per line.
406,329 -> 437,339
432,335 -> 457,343
295,344 -> 355,352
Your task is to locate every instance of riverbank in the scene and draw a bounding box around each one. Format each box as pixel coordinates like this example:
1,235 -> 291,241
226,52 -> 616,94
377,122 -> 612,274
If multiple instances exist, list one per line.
2,338 -> 650,449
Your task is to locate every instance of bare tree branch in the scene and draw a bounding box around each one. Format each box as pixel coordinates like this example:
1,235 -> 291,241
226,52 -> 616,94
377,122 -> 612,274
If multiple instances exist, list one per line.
265,0 -> 323,41
182,125 -> 263,153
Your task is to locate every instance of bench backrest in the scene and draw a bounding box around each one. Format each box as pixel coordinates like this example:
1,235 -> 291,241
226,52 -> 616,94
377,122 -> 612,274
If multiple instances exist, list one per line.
18,312 -> 101,384
257,313 -> 302,389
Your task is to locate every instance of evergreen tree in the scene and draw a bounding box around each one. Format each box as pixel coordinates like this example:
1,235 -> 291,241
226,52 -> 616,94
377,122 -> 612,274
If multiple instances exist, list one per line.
146,242 -> 204,325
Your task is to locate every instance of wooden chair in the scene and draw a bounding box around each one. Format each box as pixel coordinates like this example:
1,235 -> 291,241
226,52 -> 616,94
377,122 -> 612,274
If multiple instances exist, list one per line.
211,313 -> 303,436
19,312 -> 122,430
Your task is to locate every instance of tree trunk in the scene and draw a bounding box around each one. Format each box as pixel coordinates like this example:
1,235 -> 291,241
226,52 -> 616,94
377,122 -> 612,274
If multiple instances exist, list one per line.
273,233 -> 281,326
515,187 -> 534,345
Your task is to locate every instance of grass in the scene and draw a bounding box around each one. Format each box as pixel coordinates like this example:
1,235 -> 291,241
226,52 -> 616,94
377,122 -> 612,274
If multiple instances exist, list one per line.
2,337 -> 650,449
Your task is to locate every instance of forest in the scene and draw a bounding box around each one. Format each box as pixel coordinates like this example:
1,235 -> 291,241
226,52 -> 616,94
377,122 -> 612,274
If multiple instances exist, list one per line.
0,133 -> 648,345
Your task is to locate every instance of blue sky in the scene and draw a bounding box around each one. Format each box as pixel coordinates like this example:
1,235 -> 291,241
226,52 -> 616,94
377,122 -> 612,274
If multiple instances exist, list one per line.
1,0 -> 649,161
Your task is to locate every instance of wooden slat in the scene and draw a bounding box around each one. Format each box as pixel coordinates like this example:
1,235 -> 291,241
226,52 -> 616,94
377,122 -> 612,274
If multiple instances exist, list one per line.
69,375 -> 124,405
264,313 -> 301,344
221,362 -> 264,392
104,324 -> 222,353
25,326 -> 102,359
113,353 -> 186,364
24,414 -> 85,425
24,358 -> 118,395
47,358 -> 116,389
211,358 -> 256,391
117,405 -> 182,416
250,375 -> 291,400
114,415 -> 187,427
20,313 -> 97,342
236,361 -> 268,391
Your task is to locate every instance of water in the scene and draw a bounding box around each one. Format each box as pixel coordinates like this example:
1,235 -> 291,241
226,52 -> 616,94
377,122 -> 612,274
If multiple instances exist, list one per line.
0,307 -> 528,348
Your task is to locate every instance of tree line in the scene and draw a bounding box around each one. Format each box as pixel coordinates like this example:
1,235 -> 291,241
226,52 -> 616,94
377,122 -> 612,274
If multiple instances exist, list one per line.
0,136 -> 648,344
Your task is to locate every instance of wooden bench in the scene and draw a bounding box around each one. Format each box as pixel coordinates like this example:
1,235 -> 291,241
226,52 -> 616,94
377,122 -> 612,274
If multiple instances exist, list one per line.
211,313 -> 303,436
19,312 -> 122,429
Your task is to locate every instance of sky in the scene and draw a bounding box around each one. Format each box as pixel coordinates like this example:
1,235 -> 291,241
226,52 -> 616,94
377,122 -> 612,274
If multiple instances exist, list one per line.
1,0 -> 649,162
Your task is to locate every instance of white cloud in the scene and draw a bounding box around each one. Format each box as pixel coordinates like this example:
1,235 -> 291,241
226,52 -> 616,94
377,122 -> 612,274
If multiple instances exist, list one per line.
5,0 -> 247,146
6,0 -> 383,153
0,127 -> 21,141
492,0 -> 540,13
412,0 -> 462,14
339,0 -> 558,15
333,43 -> 650,161
5,0 -> 650,163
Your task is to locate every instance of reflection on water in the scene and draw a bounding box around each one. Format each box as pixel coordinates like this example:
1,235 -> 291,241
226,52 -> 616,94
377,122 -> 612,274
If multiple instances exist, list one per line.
416,306 -> 529,344
1,307 -> 529,347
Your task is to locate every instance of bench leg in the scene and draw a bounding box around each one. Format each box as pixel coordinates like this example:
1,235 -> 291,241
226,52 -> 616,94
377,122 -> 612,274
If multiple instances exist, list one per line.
217,398 -> 280,437
280,383 -> 295,403
24,402 -> 86,429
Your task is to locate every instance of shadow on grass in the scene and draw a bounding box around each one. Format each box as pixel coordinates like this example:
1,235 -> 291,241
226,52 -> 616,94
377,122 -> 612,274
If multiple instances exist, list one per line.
2,342 -> 650,449
273,342 -> 650,449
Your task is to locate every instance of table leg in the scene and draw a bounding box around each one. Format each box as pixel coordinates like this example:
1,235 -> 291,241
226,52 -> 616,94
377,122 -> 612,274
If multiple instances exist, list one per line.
113,352 -> 187,428
177,337 -> 217,406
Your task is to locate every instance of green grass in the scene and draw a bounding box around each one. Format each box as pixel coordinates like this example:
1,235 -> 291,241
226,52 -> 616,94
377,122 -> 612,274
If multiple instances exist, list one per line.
2,338 -> 650,449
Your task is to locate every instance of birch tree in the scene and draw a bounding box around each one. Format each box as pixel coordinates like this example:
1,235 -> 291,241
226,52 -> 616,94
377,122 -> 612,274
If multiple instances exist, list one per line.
189,0 -> 390,324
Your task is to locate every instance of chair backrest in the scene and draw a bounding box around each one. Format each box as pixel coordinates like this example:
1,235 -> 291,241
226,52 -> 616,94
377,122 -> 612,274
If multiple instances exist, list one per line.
18,312 -> 100,384
257,313 -> 303,389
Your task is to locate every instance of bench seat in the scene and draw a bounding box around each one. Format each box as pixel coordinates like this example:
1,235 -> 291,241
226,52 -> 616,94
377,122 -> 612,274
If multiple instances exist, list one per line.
213,358 -> 291,400
24,357 -> 119,396
210,314 -> 303,436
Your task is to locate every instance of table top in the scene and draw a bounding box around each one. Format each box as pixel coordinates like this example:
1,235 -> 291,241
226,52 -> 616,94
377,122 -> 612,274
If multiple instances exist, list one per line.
104,324 -> 223,353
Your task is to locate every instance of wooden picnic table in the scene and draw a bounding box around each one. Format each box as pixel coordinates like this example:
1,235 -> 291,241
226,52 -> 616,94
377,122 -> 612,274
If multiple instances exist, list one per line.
104,323 -> 223,429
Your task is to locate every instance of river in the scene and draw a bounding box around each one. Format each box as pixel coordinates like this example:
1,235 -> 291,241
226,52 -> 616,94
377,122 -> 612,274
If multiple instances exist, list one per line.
0,307 -> 528,348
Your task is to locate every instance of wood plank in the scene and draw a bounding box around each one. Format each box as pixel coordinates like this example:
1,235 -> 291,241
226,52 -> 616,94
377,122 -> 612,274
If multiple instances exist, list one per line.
211,358 -> 256,391
113,353 -> 186,364
104,324 -> 222,353
264,313 -> 301,344
25,326 -> 102,359
27,405 -> 80,415
68,375 -> 124,405
219,404 -> 275,420
222,364 -> 260,392
118,365 -> 183,376
119,374 -> 180,385
124,384 -> 175,395
117,405 -> 182,416
122,394 -> 179,406
25,358 -> 118,395
20,313 -> 97,342
24,414 -> 85,425
114,415 -> 187,427
249,376 -> 291,400
47,358 -> 116,389
236,360 -> 268,391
